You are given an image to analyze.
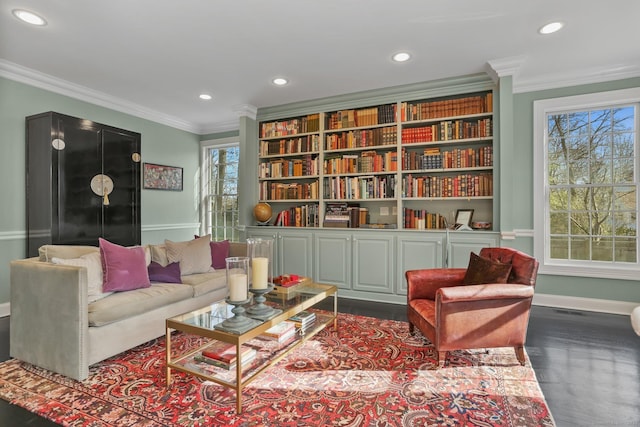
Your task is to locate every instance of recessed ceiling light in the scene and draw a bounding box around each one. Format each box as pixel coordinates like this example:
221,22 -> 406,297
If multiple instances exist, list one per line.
199,94 -> 212,100
392,52 -> 411,62
273,78 -> 288,86
539,22 -> 564,35
12,9 -> 47,26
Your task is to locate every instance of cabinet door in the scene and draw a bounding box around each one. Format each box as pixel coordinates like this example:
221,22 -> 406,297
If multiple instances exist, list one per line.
397,235 -> 443,295
352,234 -> 395,294
448,234 -> 500,267
278,231 -> 313,278
315,233 -> 351,289
100,128 -> 141,246
53,115 -> 103,246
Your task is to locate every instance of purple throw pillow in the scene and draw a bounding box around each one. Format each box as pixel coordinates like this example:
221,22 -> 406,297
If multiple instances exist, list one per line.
99,238 -> 151,292
194,235 -> 230,270
148,261 -> 182,283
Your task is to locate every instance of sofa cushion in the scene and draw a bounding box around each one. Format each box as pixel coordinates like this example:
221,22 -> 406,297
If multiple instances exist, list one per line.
88,283 -> 193,327
149,244 -> 170,267
39,245 -> 98,262
180,271 -> 227,297
51,252 -> 113,303
165,236 -> 214,275
99,238 -> 151,292
148,261 -> 182,283
462,252 -> 512,285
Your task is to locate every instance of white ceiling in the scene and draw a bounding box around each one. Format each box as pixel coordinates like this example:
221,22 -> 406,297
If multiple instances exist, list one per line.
1,0 -> 639,134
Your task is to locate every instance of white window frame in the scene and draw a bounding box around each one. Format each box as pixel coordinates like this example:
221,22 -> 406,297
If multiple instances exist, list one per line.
200,137 -> 240,241
533,87 -> 640,280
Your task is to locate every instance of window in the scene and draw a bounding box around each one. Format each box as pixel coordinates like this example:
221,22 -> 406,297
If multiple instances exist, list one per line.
534,88 -> 640,279
201,139 -> 240,242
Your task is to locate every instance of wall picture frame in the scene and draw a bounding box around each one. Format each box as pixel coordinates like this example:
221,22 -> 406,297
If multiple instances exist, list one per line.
143,163 -> 183,191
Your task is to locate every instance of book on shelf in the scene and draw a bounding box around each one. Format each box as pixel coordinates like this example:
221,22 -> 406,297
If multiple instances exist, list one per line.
195,346 -> 257,370
262,321 -> 297,343
288,310 -> 317,329
201,341 -> 254,366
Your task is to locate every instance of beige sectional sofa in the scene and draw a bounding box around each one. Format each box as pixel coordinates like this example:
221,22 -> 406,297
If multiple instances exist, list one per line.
10,241 -> 246,381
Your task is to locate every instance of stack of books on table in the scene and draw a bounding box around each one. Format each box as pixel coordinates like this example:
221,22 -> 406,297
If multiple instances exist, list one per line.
261,320 -> 297,345
194,341 -> 257,370
288,310 -> 317,333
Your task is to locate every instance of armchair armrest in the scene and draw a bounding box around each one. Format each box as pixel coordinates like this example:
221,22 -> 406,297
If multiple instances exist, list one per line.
10,258 -> 89,380
437,283 -> 534,303
406,268 -> 466,301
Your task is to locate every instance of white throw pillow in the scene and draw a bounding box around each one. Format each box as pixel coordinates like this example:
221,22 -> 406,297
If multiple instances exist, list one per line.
51,252 -> 113,303
165,235 -> 214,275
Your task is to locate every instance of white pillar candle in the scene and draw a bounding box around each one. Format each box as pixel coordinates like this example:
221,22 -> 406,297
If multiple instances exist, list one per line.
229,273 -> 248,301
252,257 -> 269,289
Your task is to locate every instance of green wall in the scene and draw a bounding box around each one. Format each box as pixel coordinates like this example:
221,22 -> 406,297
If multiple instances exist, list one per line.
0,76 -> 203,304
511,76 -> 640,303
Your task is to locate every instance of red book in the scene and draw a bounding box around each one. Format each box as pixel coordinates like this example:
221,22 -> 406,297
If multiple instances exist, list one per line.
202,341 -> 242,365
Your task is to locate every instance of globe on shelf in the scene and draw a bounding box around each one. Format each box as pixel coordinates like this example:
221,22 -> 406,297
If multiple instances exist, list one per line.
253,202 -> 272,225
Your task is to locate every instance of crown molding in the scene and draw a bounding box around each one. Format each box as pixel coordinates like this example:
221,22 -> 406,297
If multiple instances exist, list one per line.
513,62 -> 640,94
486,56 -> 526,83
233,104 -> 257,119
0,59 -> 200,133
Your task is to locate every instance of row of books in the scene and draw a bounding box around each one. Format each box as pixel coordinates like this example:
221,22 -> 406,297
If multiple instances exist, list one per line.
259,155 -> 319,179
273,205 -> 319,227
260,114 -> 320,138
325,104 -> 396,130
324,126 -> 397,150
403,209 -> 447,230
323,151 -> 397,175
401,146 -> 493,171
323,202 -> 368,228
324,175 -> 397,200
401,118 -> 492,143
259,135 -> 320,156
260,181 -> 319,201
402,173 -> 493,198
401,93 -> 493,122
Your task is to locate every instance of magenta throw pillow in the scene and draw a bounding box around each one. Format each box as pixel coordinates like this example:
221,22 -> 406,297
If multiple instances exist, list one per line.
194,235 -> 230,270
148,261 -> 182,283
99,238 -> 151,292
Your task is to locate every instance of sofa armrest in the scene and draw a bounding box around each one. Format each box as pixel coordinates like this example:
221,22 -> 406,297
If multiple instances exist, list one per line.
406,268 -> 466,301
437,283 -> 534,303
10,258 -> 89,380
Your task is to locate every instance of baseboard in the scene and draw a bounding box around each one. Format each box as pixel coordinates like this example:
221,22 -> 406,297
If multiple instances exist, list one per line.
0,302 -> 9,318
533,293 -> 638,316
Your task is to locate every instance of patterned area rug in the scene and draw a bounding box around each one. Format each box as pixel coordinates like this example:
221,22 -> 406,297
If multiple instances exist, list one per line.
0,312 -> 554,426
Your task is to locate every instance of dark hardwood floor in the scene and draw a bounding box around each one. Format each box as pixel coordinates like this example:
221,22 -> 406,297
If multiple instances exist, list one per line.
1,301 -> 639,426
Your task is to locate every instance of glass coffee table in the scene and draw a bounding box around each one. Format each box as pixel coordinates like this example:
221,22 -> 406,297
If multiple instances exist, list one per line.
165,282 -> 337,413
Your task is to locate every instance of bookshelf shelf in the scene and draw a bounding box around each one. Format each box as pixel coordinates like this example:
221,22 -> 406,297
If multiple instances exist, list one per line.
258,90 -> 494,230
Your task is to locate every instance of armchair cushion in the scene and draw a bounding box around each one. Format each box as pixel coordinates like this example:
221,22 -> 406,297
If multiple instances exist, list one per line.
462,252 -> 512,285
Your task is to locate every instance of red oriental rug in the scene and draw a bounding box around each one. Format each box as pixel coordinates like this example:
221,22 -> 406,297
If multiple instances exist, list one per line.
0,312 -> 554,426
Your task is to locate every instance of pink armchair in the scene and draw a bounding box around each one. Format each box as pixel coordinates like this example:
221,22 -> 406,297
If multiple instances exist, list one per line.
406,247 -> 539,367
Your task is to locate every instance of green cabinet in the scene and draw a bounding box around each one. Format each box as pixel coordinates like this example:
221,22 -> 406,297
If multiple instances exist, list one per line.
246,228 -> 313,278
396,234 -> 444,295
447,233 -> 500,267
352,234 -> 395,294
314,233 -> 351,289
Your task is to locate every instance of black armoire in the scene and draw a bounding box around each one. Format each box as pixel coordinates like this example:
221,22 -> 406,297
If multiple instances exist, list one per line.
26,112 -> 141,257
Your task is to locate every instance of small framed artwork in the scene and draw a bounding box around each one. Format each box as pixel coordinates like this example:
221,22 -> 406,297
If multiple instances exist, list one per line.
143,163 -> 183,191
455,209 -> 474,227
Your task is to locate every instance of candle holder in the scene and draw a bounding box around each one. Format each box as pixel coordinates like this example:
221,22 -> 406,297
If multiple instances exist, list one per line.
246,238 -> 281,320
247,283 -> 282,321
215,257 -> 261,334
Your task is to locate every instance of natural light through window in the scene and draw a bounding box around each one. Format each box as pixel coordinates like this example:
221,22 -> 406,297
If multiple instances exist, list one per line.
201,141 -> 240,242
534,88 -> 640,279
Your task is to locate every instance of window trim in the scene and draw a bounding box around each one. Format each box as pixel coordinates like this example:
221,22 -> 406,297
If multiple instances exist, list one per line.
200,137 -> 240,240
533,87 -> 640,280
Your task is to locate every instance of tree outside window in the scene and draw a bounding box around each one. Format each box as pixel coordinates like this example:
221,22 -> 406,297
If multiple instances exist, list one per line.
203,144 -> 240,241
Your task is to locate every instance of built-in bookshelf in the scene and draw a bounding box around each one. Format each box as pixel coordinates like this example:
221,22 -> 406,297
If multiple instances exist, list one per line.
257,90 -> 494,230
